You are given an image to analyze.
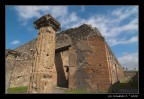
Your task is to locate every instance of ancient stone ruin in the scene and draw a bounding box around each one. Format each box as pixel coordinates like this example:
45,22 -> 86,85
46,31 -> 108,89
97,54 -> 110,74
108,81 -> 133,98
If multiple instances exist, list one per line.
28,14 -> 60,93
6,14 -> 126,93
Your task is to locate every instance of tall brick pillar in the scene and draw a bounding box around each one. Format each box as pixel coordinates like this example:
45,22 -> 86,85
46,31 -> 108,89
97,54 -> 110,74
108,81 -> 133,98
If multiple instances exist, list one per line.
28,14 -> 60,93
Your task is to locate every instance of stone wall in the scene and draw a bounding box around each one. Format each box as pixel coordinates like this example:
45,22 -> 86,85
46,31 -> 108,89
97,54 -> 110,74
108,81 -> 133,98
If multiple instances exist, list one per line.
64,24 -> 124,92
14,33 -> 72,53
6,50 -> 21,92
10,59 -> 33,87
6,49 -> 34,89
6,60 -> 14,92
116,66 -> 125,82
68,36 -> 111,92
105,42 -> 125,84
15,38 -> 37,53
60,24 -> 113,92
9,24 -> 99,89
124,71 -> 138,81
6,24 -> 125,93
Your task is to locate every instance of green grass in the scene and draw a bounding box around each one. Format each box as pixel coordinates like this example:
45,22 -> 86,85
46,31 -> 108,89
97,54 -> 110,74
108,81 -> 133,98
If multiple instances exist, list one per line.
112,80 -> 138,92
7,86 -> 28,94
128,80 -> 138,88
65,89 -> 96,94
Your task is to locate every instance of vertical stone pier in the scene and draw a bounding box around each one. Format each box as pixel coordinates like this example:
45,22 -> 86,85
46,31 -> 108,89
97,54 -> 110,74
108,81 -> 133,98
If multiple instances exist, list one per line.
28,14 -> 60,93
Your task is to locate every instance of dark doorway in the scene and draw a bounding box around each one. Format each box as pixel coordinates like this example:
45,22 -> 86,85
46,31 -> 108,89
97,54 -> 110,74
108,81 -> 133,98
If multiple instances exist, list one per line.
55,53 -> 68,88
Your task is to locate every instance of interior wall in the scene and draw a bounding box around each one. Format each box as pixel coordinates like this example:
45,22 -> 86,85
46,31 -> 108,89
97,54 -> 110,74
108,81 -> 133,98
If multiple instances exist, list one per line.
53,50 -> 69,88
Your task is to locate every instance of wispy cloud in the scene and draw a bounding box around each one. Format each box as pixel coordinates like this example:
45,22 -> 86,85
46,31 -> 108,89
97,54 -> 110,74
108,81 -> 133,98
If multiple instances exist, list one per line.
11,40 -> 20,45
111,7 -> 138,22
14,6 -> 68,26
108,36 -> 138,46
73,6 -> 137,48
60,12 -> 79,26
12,6 -> 138,69
14,6 -> 138,47
118,53 -> 138,70
65,6 -> 138,46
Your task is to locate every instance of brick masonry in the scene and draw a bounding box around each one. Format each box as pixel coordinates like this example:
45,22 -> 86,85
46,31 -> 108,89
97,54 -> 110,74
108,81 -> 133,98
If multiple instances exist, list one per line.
6,24 -> 125,93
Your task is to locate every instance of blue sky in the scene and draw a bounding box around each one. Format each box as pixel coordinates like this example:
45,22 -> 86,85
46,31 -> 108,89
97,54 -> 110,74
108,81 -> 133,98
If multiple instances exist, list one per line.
6,6 -> 138,70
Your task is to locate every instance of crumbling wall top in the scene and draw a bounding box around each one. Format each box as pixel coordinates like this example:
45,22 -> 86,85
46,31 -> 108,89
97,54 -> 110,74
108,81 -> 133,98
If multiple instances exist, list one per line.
34,14 -> 61,31
60,24 -> 103,41
14,24 -> 104,53
6,49 -> 21,57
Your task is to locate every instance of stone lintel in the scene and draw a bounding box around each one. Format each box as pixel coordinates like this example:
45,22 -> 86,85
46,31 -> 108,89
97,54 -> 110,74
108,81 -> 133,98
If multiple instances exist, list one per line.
55,44 -> 71,53
34,14 -> 61,31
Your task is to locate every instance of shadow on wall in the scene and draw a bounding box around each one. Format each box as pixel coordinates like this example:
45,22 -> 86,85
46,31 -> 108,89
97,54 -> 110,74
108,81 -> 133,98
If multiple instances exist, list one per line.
73,68 -> 91,91
110,73 -> 138,93
55,53 -> 68,88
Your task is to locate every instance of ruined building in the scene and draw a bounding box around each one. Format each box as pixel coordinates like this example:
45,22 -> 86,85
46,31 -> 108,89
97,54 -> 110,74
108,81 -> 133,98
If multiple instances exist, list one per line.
6,14 -> 125,93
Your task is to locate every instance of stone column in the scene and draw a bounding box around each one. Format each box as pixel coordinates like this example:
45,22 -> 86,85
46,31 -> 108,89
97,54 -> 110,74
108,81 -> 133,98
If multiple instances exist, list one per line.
28,14 -> 60,93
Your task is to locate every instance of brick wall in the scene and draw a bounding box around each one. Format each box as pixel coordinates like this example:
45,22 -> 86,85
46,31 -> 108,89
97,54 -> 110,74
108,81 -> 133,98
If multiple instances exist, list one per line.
87,36 -> 111,92
68,36 -> 112,92
6,24 -> 125,93
105,42 -> 125,84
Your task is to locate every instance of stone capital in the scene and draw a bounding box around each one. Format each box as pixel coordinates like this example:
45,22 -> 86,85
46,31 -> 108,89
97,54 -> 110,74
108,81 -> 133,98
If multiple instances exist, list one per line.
34,14 -> 61,31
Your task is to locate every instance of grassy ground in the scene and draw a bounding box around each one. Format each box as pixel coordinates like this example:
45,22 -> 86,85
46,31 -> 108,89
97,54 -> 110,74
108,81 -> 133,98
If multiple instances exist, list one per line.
64,89 -> 96,94
112,79 -> 138,92
7,86 -> 96,94
7,80 -> 138,94
7,86 -> 28,94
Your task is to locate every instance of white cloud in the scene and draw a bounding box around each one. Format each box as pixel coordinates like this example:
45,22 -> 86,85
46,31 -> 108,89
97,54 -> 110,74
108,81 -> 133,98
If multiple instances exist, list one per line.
14,6 -> 138,46
14,6 -> 68,25
61,6 -> 138,39
11,40 -> 20,45
60,12 -> 79,26
80,7 -> 138,46
126,36 -> 138,44
15,6 -> 41,22
108,36 -> 138,46
111,7 -> 138,22
12,6 -> 139,70
108,19 -> 138,38
118,53 -> 138,70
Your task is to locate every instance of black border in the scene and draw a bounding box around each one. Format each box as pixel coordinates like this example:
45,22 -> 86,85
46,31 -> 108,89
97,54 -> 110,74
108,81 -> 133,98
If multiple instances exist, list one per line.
3,0 -> 141,5
1,0 -> 143,98
1,3 -> 5,97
